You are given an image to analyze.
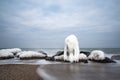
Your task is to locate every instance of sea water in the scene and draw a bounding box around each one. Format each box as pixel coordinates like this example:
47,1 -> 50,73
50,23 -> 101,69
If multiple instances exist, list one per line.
21,48 -> 120,55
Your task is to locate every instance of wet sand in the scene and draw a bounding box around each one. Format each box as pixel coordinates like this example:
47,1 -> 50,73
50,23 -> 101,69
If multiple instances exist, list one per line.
37,63 -> 120,80
0,63 -> 120,80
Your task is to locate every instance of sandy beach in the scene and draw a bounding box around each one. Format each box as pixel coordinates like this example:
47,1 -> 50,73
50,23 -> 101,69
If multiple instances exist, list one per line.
0,64 -> 42,80
0,63 -> 120,80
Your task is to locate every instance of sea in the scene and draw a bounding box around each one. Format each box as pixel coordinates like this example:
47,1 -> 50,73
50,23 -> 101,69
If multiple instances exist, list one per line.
0,48 -> 120,64
22,48 -> 120,56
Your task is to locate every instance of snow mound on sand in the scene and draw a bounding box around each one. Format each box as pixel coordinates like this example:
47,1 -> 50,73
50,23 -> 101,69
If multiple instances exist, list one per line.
0,49 -> 14,58
79,53 -> 88,60
18,51 -> 47,58
88,50 -> 105,60
1,48 -> 22,55
54,55 -> 64,60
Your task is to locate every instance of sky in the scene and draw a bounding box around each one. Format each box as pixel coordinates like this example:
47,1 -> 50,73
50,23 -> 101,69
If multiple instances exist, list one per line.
0,0 -> 120,48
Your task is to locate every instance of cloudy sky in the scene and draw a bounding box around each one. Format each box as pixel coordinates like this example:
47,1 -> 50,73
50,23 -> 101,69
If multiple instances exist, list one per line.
0,0 -> 120,48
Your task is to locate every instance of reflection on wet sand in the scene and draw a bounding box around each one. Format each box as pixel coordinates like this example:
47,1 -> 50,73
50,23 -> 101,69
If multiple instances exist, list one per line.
37,63 -> 120,80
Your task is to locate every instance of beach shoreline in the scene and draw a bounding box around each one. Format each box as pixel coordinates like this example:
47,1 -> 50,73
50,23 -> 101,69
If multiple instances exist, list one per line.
0,63 -> 120,80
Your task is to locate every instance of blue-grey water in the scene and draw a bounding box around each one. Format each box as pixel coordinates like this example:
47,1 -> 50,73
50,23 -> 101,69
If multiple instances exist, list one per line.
0,48 -> 120,64
21,48 -> 120,56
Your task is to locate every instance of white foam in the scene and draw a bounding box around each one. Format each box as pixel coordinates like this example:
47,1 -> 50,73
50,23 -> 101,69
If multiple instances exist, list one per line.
18,51 -> 46,58
37,66 -> 56,80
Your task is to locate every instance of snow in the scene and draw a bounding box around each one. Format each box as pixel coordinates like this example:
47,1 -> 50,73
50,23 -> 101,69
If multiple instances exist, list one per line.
79,53 -> 88,60
1,48 -> 22,54
54,55 -> 64,60
18,51 -> 46,58
0,49 -> 14,58
88,50 -> 105,60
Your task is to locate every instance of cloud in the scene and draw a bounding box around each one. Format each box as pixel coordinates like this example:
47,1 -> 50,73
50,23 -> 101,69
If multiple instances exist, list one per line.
0,0 -> 120,48
1,0 -> 120,32
3,0 -> 118,32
